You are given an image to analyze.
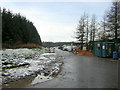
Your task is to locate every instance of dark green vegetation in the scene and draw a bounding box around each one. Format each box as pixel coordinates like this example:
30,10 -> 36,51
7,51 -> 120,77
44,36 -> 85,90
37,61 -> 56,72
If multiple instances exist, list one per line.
0,8 -> 2,49
2,8 -> 42,48
42,42 -> 73,47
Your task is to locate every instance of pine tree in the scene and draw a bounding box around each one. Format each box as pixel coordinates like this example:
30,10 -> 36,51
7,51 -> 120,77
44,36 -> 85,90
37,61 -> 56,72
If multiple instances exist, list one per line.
0,7 -> 2,49
106,1 -> 120,43
76,14 -> 86,49
89,15 -> 98,42
2,8 -> 42,47
75,13 -> 91,50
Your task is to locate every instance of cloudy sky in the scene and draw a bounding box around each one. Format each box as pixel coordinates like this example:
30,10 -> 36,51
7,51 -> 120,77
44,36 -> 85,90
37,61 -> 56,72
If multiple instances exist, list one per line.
0,0 -> 112,42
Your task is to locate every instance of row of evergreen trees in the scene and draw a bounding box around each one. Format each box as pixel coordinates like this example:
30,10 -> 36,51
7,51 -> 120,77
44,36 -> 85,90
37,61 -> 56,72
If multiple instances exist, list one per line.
75,1 -> 120,50
1,8 -> 42,47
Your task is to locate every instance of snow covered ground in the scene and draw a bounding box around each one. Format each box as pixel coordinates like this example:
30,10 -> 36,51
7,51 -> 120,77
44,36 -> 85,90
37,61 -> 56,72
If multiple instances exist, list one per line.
1,48 -> 63,87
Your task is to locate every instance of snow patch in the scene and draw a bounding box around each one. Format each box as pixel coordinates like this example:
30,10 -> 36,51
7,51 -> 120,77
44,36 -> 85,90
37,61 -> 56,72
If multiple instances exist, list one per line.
1,48 -> 63,86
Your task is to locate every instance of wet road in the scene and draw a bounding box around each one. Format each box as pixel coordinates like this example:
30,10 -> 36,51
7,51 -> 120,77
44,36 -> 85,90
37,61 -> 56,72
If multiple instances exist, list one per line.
27,49 -> 119,88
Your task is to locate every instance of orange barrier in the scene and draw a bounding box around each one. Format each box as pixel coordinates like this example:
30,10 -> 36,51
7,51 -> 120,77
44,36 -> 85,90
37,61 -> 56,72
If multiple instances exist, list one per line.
74,49 -> 92,55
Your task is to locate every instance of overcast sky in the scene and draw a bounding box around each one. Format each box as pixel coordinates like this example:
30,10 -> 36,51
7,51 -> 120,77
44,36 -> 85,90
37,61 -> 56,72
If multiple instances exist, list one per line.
1,0 -> 112,42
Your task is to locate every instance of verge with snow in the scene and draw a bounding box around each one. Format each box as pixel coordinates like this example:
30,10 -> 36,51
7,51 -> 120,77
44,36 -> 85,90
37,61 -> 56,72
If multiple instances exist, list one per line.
1,48 -> 63,87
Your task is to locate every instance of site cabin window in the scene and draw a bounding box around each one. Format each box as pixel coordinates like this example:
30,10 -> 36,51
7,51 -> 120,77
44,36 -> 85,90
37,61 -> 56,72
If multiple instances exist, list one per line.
97,44 -> 101,50
106,44 -> 108,49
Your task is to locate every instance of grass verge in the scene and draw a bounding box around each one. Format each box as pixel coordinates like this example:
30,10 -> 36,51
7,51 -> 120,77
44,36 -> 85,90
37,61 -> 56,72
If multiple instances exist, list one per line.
2,43 -> 42,49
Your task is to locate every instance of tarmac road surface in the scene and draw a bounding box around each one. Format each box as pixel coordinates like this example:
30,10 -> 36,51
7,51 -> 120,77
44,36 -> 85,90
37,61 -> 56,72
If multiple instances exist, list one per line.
27,49 -> 119,88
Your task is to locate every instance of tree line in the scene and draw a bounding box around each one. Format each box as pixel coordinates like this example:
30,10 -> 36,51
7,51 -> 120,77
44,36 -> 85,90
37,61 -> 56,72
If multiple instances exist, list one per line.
1,8 -> 42,48
42,41 -> 73,47
75,1 -> 120,50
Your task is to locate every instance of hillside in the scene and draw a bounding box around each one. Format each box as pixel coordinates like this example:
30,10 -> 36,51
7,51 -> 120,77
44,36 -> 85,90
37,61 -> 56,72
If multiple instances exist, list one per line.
2,8 -> 42,48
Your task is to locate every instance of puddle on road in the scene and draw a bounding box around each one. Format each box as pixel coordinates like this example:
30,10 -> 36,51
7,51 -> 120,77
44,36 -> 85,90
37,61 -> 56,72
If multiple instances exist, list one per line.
2,76 -> 35,88
2,74 -> 53,88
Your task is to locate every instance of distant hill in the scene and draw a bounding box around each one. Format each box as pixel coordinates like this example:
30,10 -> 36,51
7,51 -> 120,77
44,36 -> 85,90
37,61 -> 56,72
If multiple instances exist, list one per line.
42,42 -> 75,47
2,8 -> 42,48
